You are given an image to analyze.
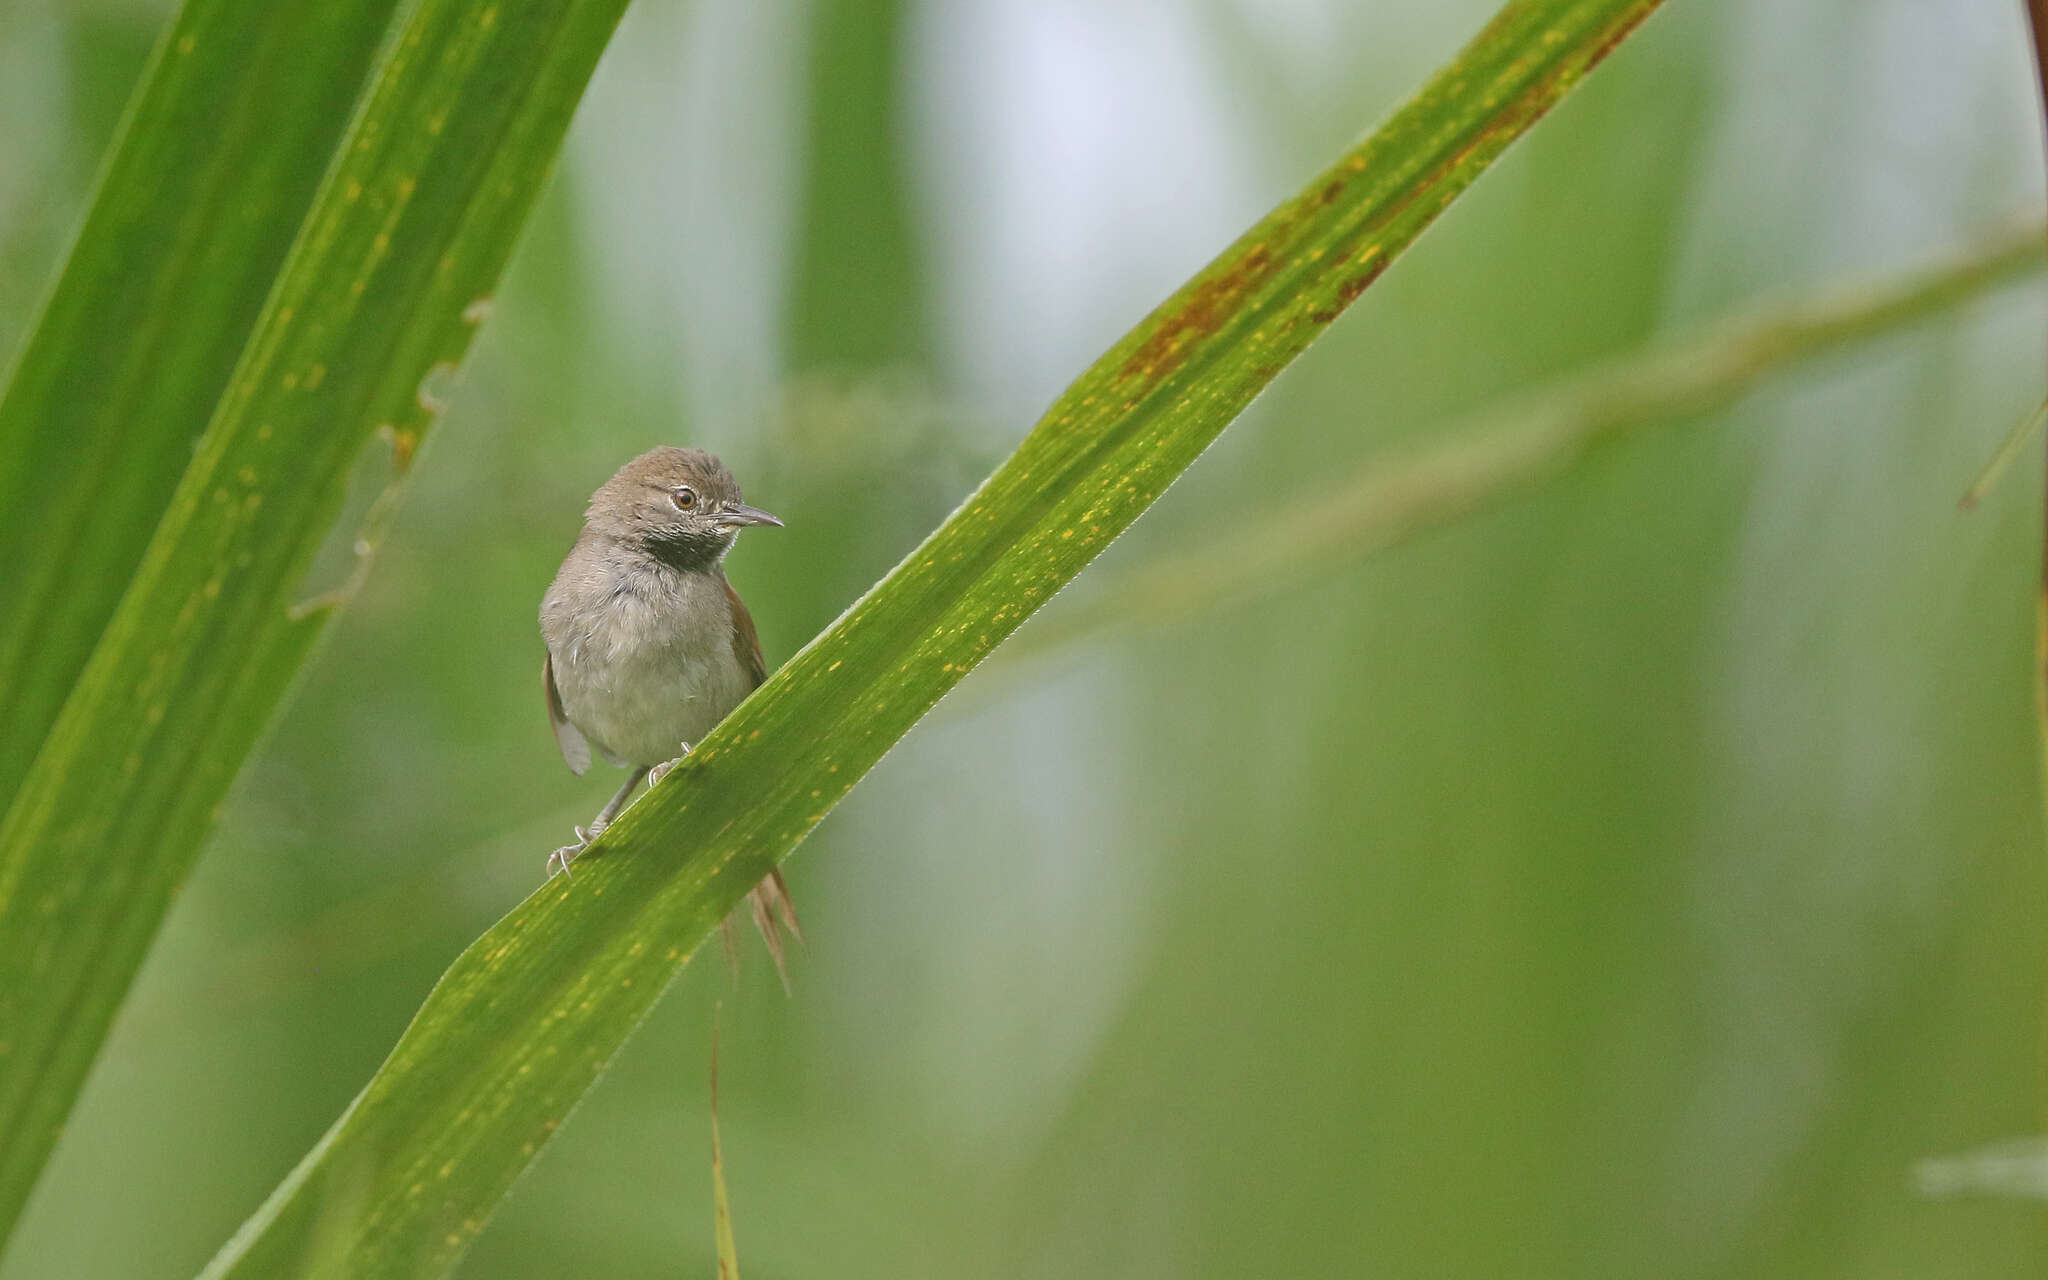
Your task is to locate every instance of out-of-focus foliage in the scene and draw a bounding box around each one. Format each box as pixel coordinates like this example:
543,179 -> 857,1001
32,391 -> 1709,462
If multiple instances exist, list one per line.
0,2 -> 2045,1279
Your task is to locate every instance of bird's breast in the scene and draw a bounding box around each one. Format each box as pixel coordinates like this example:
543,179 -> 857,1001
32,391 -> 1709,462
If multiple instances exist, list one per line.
541,565 -> 752,767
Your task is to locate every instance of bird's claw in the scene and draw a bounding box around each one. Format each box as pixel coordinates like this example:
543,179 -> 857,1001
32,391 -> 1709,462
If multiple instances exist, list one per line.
545,841 -> 582,880
647,744 -> 691,790
546,818 -> 610,881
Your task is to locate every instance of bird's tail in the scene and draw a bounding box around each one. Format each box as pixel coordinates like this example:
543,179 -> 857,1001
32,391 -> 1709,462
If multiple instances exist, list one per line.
719,868 -> 803,992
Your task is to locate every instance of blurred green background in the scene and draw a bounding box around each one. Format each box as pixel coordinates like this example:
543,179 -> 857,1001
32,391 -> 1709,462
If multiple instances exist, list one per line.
5,1 -> 2048,1276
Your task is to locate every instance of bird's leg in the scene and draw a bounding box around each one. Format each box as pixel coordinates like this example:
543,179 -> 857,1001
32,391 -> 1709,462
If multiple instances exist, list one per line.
590,767 -> 649,831
546,766 -> 649,879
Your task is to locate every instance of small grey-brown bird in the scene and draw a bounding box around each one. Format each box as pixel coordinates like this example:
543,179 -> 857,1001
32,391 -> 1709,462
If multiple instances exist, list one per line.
539,446 -> 798,970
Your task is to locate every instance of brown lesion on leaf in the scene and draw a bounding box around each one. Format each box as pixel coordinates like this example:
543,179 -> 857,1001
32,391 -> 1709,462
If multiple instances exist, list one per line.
1307,257 -> 1393,324
378,423 -> 419,470
1582,4 -> 1658,70
1113,6 -> 1661,393
1337,263 -> 1383,303
1118,241 -> 1282,384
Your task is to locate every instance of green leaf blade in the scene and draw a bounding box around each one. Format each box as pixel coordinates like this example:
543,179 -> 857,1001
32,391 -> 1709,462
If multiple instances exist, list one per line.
0,0 -> 403,820
0,0 -> 630,1251
199,3 -> 1666,1276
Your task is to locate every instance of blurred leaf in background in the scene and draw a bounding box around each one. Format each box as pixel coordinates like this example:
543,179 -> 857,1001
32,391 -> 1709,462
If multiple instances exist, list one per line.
1,1 -> 2046,1279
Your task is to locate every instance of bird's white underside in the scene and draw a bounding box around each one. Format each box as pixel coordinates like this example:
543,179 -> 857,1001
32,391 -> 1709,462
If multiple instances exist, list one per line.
542,557 -> 751,769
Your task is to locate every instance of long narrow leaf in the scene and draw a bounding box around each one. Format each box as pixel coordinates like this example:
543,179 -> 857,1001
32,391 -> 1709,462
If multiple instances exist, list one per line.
710,1019 -> 740,1280
0,0 -> 630,1250
0,0 -> 406,1246
200,3 -> 1666,1276
0,0 -> 402,822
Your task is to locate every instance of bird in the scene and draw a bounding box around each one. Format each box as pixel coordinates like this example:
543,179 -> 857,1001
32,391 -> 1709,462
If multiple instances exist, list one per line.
538,446 -> 799,975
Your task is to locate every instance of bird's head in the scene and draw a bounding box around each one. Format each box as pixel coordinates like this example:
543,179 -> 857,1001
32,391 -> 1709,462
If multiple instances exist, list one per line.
586,446 -> 782,569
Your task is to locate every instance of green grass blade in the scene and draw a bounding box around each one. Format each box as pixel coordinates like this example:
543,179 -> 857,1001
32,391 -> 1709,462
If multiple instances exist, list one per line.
0,0 -> 631,1249
1961,391 -> 2048,510
710,1019 -> 740,1280
197,4 -> 1664,1275
990,219 -> 2048,668
0,0 -> 402,832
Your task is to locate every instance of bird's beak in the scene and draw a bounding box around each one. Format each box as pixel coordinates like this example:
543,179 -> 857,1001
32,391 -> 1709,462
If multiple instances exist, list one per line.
714,504 -> 784,529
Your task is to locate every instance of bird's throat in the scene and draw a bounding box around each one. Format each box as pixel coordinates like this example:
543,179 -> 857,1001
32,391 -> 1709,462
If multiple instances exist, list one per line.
641,531 -> 729,574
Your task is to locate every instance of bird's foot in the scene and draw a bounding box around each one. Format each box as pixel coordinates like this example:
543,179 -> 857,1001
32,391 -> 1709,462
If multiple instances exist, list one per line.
545,819 -> 608,880
647,743 -> 692,789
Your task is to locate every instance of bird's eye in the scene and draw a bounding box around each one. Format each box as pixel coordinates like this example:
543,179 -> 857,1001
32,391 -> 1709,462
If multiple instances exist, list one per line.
669,486 -> 697,511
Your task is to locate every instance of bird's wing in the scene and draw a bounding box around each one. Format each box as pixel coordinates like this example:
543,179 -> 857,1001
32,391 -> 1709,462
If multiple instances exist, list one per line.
725,577 -> 769,689
544,650 -> 591,775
